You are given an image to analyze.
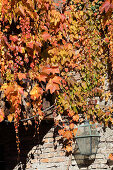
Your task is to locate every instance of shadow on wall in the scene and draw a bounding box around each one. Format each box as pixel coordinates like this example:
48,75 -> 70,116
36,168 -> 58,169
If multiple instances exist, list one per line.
0,120 -> 54,170
72,143 -> 95,169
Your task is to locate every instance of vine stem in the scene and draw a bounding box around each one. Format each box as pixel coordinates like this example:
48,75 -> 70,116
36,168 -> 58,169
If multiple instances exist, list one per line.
66,153 -> 72,170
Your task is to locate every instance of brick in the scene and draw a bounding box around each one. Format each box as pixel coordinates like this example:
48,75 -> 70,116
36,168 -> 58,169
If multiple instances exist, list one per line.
49,138 -> 54,143
48,157 -> 66,163
44,143 -> 53,148
43,139 -> 49,143
55,136 -> 62,140
59,151 -> 65,156
43,148 -> 55,153
96,154 -> 105,159
40,153 -> 54,158
40,158 -> 49,163
45,132 -> 53,138
95,159 -> 107,164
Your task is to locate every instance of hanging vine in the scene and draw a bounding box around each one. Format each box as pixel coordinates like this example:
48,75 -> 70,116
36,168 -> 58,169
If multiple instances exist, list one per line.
0,0 -> 113,154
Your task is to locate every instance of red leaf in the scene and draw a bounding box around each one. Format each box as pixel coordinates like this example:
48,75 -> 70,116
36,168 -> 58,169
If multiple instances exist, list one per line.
60,14 -> 66,22
35,41 -> 42,48
42,32 -> 51,41
64,68 -> 68,72
68,110 -> 74,117
44,3 -> 49,10
100,0 -> 113,13
60,23 -> 63,32
9,35 -> 18,42
26,41 -> 34,49
105,37 -> 109,43
18,4 -> 25,16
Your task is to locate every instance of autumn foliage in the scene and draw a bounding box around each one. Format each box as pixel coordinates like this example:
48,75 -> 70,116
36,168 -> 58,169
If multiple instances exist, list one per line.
0,0 -> 113,153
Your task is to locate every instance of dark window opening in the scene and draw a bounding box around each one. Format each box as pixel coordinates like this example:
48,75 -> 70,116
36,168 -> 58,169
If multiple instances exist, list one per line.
0,144 -> 5,170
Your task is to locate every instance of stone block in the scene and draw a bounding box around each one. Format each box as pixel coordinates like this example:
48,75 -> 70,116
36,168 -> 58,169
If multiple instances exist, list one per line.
43,139 -> 49,143
44,143 -> 54,148
40,158 -> 49,163
96,154 -> 105,159
43,147 -> 55,153
45,132 -> 53,138
49,138 -> 54,143
40,152 -> 54,159
48,157 -> 66,163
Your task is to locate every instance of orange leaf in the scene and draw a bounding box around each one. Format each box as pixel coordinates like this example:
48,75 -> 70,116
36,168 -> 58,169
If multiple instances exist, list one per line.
66,145 -> 72,152
46,79 -> 60,94
51,76 -> 62,85
73,128 -> 78,136
26,0 -> 34,10
41,66 -> 60,75
0,109 -> 4,122
26,102 -> 30,107
68,110 -> 74,117
109,153 -> 113,160
69,123 -> 74,129
63,131 -> 73,139
73,115 -> 79,122
38,108 -> 44,116
30,84 -> 43,100
36,73 -> 47,82
18,73 -> 26,80
58,129 -> 64,136
18,86 -> 24,95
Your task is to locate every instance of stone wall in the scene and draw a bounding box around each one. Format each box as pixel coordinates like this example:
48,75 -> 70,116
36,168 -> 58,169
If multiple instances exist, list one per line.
13,122 -> 113,170
12,72 -> 113,170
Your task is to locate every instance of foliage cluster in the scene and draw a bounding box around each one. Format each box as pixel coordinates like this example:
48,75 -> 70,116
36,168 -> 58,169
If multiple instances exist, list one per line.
0,0 -> 113,153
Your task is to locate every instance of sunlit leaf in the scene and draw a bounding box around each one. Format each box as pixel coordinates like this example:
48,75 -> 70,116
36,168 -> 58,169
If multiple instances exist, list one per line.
0,109 -> 4,122
63,131 -> 73,139
108,153 -> 113,160
7,114 -> 14,122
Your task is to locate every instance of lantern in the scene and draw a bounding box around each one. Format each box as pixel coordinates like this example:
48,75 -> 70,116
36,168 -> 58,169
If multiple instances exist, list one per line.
75,120 -> 100,155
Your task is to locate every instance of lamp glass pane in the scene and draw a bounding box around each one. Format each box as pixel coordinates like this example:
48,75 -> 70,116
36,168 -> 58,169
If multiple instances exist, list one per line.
91,125 -> 99,136
76,125 -> 90,137
92,136 -> 99,153
77,137 -> 91,155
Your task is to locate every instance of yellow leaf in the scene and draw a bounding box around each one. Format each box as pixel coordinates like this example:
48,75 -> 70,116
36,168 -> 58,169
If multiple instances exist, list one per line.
81,81 -> 87,89
7,114 -> 14,122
